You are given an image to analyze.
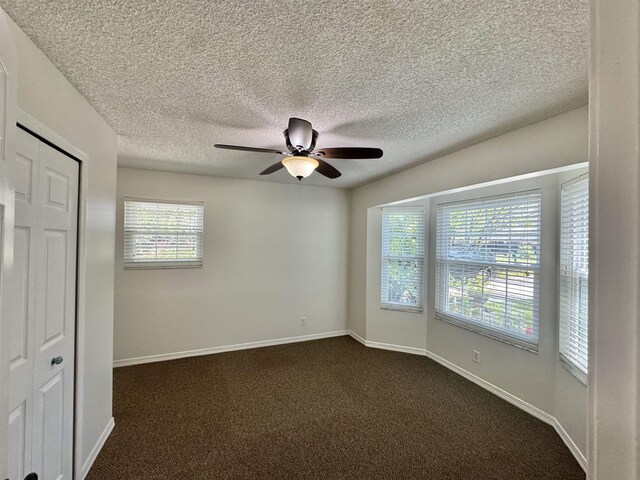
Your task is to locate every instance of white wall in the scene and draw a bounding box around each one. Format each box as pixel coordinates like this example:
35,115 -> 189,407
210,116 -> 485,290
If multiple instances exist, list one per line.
4,15 -> 118,474
428,176 -> 559,413
349,107 -> 588,340
366,172 -> 588,435
114,167 -> 349,362
365,198 -> 429,350
349,106 -> 589,462
423,173 -> 587,429
589,1 -> 640,477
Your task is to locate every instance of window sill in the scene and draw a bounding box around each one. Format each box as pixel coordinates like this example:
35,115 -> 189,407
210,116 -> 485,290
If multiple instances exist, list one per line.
559,356 -> 587,385
124,263 -> 203,270
435,312 -> 539,353
381,304 -> 424,314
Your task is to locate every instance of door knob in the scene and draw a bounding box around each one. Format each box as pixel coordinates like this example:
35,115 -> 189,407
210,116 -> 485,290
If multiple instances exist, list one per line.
51,356 -> 63,365
25,473 -> 38,480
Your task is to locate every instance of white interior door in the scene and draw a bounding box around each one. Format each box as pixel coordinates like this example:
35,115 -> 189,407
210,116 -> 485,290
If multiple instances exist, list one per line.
8,127 -> 78,480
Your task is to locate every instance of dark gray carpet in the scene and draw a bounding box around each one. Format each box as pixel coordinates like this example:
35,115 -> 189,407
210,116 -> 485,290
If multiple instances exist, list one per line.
87,336 -> 585,479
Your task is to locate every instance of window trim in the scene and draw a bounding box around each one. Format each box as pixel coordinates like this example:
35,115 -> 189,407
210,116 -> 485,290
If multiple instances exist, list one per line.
435,190 -> 541,351
123,197 -> 205,270
435,311 -> 539,353
380,207 -> 426,313
559,354 -> 587,385
558,174 -> 589,384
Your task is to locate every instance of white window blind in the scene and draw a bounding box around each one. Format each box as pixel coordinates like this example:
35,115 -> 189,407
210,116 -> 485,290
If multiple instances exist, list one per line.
381,207 -> 425,312
435,191 -> 541,350
559,175 -> 589,380
124,199 -> 204,269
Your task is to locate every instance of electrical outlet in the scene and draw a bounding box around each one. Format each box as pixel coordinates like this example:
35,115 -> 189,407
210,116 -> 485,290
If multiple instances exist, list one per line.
300,316 -> 307,326
473,350 -> 480,363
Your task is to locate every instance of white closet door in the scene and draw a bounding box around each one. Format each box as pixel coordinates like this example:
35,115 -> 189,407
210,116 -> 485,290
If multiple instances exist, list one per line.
9,128 -> 78,480
8,128 -> 37,480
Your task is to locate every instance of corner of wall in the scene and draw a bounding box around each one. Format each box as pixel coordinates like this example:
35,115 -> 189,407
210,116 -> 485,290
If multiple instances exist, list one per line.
346,109 -> 589,471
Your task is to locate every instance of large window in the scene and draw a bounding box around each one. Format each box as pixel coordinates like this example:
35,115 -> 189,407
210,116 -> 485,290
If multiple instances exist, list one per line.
435,191 -> 541,350
559,175 -> 589,381
124,199 -> 204,269
381,207 -> 425,312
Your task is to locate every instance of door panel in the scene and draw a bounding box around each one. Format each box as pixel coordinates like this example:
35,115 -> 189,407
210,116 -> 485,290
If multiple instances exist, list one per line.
41,230 -> 68,345
9,225 -> 30,367
8,400 -> 29,480
10,129 -> 78,480
14,151 -> 33,203
45,168 -> 70,210
34,372 -> 65,480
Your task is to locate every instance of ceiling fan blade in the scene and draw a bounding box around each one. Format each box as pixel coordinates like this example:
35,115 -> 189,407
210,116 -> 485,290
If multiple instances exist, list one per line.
259,161 -> 285,175
316,159 -> 342,179
312,147 -> 383,159
214,144 -> 286,155
287,118 -> 313,150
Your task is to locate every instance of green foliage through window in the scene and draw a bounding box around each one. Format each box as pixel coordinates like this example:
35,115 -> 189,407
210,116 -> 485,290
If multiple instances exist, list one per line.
436,192 -> 541,346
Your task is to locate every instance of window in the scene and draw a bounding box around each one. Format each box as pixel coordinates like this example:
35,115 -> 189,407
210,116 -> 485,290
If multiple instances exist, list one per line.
435,191 -> 541,350
381,207 -> 425,312
559,175 -> 589,381
124,199 -> 204,269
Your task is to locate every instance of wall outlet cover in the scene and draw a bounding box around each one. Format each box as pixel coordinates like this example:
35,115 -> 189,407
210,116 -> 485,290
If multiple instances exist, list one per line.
473,350 -> 480,363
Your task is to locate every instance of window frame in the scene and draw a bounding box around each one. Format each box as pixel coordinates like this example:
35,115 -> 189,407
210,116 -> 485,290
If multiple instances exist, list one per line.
380,207 -> 426,313
123,197 -> 204,270
558,174 -> 589,384
435,190 -> 542,352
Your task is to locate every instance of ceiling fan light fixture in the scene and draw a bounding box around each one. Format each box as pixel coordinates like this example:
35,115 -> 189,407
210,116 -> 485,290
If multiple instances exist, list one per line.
282,156 -> 319,180
215,117 -> 382,180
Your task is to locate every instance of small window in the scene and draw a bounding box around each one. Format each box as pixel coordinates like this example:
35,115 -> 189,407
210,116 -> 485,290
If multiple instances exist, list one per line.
381,207 -> 425,312
435,191 -> 541,351
124,199 -> 204,269
559,174 -> 589,382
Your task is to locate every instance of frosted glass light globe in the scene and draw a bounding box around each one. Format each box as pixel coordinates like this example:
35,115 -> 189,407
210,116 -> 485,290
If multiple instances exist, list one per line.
282,156 -> 320,180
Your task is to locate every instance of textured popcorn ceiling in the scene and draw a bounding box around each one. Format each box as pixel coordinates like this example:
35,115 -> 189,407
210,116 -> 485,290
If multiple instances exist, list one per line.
1,1 -> 588,188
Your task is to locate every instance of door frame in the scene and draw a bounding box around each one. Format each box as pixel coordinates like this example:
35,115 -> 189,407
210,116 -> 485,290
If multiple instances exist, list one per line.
0,183 -> 14,480
0,7 -> 16,477
16,109 -> 89,480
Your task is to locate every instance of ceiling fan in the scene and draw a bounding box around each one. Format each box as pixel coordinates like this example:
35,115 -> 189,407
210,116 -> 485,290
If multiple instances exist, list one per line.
214,117 -> 383,180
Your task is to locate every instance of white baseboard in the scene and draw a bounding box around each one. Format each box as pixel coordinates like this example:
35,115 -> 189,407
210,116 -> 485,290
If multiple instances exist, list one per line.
82,416 -> 115,479
422,349 -> 554,424
367,339 -> 428,357
114,330 -> 349,368
347,329 -> 366,346
348,330 -> 427,356
553,417 -> 587,470
348,333 -> 586,471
